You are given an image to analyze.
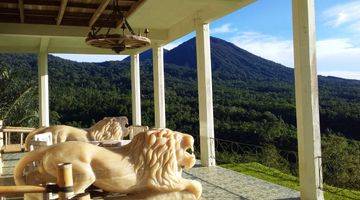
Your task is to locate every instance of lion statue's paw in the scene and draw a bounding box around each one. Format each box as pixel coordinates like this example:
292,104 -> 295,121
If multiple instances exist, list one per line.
121,190 -> 200,200
186,180 -> 202,199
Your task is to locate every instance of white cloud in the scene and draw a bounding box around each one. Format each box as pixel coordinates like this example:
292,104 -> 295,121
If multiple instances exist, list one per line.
164,41 -> 182,50
322,1 -> 360,30
319,71 -> 360,80
230,32 -> 294,67
52,54 -> 127,63
211,23 -> 237,34
230,32 -> 360,80
316,38 -> 360,70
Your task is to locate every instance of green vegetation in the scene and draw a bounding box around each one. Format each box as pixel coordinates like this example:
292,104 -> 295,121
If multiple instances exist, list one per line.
222,162 -> 360,200
0,37 -> 359,194
222,163 -> 299,190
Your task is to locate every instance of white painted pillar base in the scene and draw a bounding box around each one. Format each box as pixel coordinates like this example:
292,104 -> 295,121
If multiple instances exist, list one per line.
37,38 -> 52,145
0,120 -> 3,149
196,22 -> 216,167
131,54 -> 141,126
0,120 -> 3,175
152,45 -> 166,128
292,0 -> 324,199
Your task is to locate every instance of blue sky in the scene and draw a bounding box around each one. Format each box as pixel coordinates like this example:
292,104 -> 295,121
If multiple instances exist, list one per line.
55,0 -> 360,80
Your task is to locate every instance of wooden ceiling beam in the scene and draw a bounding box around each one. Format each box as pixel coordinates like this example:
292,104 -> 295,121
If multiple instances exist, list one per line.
0,0 -> 131,10
0,15 -> 19,23
18,0 -> 24,23
56,0 -> 68,25
89,0 -> 111,27
0,23 -> 88,37
116,0 -> 146,29
0,8 -> 18,14
0,8 -> 114,27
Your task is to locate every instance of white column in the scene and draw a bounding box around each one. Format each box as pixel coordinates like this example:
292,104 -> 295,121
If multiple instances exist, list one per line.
131,54 -> 141,126
152,45 -> 166,128
37,38 -> 52,144
38,52 -> 49,127
0,120 -> 3,175
292,0 -> 324,199
0,120 -> 3,149
196,22 -> 216,167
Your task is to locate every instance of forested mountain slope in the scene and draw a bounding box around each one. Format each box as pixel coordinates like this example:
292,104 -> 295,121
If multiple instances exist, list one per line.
0,37 -> 359,150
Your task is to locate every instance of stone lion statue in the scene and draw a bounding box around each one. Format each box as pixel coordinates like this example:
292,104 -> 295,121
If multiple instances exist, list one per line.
15,129 -> 201,199
128,125 -> 149,139
24,116 -> 129,151
87,117 -> 129,141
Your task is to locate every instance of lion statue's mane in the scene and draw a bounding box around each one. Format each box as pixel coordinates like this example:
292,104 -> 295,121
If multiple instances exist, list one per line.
87,117 -> 129,141
24,116 -> 129,150
127,129 -> 195,190
15,129 -> 201,199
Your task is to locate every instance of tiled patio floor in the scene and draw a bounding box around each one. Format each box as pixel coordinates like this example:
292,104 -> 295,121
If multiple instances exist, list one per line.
184,164 -> 300,200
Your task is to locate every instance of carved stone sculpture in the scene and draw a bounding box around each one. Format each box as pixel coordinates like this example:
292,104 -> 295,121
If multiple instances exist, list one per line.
87,116 -> 129,141
128,125 -> 149,139
24,117 -> 129,150
15,129 -> 202,199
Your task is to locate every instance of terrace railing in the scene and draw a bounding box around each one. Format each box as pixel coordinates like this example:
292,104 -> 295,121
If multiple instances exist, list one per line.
0,120 -> 35,153
191,135 -> 360,199
213,137 -> 298,175
320,156 -> 360,199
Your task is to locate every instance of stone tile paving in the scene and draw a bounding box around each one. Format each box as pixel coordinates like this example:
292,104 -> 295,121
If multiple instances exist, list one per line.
1,153 -> 26,178
183,164 -> 300,200
1,153 -> 300,200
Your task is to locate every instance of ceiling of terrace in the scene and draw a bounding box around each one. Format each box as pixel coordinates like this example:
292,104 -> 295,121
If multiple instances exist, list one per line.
0,0 -> 142,27
0,0 -> 255,55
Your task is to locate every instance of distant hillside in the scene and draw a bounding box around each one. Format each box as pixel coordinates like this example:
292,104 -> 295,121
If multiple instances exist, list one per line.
0,37 -> 359,146
123,37 -> 360,141
125,37 -> 294,83
166,37 -> 293,82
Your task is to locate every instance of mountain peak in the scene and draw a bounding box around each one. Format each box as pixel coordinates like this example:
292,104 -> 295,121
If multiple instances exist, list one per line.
119,36 -> 293,82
